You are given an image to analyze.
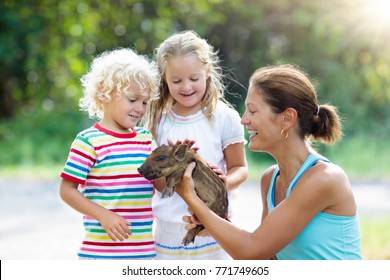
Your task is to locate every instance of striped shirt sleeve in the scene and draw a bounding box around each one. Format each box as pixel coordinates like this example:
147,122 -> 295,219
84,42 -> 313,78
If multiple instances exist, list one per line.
61,134 -> 96,185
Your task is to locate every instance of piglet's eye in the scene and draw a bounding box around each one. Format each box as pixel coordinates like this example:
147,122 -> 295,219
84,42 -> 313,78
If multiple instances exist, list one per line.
155,155 -> 167,161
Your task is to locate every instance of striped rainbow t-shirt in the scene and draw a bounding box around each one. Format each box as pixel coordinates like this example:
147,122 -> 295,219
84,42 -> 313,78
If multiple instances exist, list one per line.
61,123 -> 156,259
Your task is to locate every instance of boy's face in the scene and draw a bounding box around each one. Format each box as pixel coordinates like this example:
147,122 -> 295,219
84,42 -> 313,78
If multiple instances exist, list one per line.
101,83 -> 149,133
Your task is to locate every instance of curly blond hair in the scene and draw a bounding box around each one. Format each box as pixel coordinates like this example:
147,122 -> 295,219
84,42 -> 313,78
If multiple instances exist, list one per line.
79,48 -> 159,120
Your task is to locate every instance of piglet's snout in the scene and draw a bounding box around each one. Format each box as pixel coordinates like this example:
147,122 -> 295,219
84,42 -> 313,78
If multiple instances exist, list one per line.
137,165 -> 146,176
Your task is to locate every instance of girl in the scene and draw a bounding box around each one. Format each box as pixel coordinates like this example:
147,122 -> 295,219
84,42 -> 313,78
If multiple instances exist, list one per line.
146,30 -> 248,259
60,48 -> 159,259
176,64 -> 362,260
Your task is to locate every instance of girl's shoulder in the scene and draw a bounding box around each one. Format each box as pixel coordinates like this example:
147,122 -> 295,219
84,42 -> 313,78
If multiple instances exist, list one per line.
214,101 -> 241,120
215,101 -> 238,112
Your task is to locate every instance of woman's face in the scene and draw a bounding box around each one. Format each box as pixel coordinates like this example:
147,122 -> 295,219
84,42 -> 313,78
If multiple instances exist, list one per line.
241,84 -> 282,152
164,54 -> 209,116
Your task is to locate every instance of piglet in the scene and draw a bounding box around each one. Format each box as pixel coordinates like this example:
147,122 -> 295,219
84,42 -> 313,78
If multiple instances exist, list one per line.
137,144 -> 229,246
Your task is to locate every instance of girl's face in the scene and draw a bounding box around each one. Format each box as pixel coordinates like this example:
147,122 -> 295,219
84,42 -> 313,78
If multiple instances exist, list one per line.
164,54 -> 209,116
101,83 -> 149,133
241,85 -> 282,152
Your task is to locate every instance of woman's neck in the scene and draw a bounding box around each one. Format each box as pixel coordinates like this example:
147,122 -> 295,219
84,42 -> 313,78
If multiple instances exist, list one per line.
273,139 -> 313,184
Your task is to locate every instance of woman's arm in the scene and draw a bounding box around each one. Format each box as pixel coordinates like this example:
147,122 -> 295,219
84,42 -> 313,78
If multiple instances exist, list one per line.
59,178 -> 131,241
176,162 -> 336,259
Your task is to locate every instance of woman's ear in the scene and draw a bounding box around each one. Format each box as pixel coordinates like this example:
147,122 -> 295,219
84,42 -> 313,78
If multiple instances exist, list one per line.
282,108 -> 298,129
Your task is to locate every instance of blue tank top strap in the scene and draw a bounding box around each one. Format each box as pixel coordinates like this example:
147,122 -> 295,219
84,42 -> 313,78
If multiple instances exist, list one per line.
286,153 -> 330,196
269,153 -> 329,207
269,167 -> 280,207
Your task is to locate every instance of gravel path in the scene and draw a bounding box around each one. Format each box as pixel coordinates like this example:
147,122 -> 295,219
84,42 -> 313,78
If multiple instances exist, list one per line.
0,177 -> 389,259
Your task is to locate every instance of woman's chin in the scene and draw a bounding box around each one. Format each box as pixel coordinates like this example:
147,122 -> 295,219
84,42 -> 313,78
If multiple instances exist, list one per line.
248,142 -> 258,151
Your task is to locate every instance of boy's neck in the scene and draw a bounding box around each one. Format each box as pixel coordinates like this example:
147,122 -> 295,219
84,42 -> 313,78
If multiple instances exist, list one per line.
96,122 -> 135,136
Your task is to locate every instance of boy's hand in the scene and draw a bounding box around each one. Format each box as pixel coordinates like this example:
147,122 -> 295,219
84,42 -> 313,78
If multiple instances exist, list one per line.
98,209 -> 132,241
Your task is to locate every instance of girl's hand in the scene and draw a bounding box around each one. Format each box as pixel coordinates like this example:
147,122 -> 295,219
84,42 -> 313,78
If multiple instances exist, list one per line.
167,138 -> 199,152
207,162 -> 227,187
98,209 -> 132,241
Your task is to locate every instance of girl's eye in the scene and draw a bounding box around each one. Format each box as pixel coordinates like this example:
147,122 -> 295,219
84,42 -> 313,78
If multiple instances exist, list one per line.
129,99 -> 136,103
143,101 -> 148,105
190,78 -> 199,82
172,80 -> 180,84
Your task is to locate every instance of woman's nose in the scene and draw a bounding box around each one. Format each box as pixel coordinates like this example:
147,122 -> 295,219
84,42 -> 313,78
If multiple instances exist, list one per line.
241,113 -> 248,125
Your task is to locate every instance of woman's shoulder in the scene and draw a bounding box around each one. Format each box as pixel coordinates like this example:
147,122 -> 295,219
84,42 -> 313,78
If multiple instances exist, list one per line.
295,160 -> 355,215
260,164 -> 278,191
308,160 -> 349,187
296,160 -> 351,205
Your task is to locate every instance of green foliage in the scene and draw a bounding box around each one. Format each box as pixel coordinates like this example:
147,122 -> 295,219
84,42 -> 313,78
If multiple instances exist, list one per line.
0,108 -> 93,166
1,0 -> 390,175
360,217 -> 390,260
317,134 -> 390,180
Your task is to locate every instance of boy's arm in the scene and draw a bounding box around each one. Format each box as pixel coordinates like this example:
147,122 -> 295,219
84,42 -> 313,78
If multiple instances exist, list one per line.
59,178 -> 131,241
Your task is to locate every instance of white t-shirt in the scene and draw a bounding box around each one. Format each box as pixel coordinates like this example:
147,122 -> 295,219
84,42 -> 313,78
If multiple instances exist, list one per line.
152,102 -> 246,223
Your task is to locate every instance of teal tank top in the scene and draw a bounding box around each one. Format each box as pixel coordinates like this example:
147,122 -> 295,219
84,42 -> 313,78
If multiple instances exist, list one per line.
267,154 -> 362,260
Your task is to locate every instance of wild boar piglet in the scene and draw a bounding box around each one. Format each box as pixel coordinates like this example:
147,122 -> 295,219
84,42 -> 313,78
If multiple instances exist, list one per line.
137,144 -> 229,246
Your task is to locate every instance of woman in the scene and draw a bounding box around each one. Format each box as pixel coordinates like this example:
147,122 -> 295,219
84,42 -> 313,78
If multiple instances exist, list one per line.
175,64 -> 361,260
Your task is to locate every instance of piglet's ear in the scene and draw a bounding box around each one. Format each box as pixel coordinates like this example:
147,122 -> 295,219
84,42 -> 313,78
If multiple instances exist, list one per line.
172,144 -> 188,161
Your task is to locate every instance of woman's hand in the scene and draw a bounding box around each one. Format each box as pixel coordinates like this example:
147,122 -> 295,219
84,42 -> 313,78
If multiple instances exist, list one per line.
174,162 -> 197,200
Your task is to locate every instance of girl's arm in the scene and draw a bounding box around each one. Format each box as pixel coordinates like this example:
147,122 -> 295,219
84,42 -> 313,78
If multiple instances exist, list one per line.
223,142 -> 248,191
176,162 -> 337,259
59,178 -> 131,241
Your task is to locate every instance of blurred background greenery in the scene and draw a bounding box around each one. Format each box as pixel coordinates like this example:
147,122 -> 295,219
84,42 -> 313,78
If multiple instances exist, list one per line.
1,0 -> 390,179
1,0 -> 390,180
1,0 -> 389,260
